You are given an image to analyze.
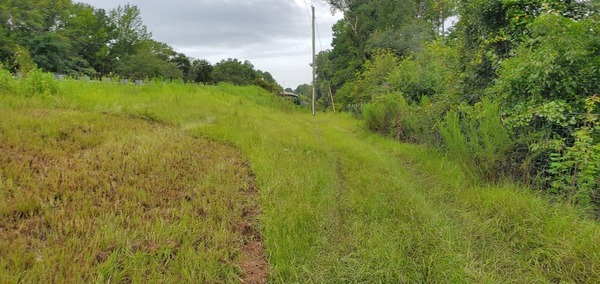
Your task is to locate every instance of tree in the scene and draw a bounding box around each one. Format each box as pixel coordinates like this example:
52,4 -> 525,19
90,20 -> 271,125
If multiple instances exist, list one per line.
188,59 -> 213,84
322,0 -> 442,96
171,53 -> 191,80
117,39 -> 183,80
109,4 -> 151,64
294,84 -> 311,97
454,0 -> 597,100
30,32 -> 72,74
60,4 -> 114,76
211,58 -> 257,85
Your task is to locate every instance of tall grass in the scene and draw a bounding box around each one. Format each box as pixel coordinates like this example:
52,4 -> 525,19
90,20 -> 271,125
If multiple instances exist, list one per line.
1,77 -> 599,282
440,100 -> 513,179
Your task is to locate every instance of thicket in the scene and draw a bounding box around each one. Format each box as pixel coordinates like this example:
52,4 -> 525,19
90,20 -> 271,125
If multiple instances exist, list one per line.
320,1 -> 599,212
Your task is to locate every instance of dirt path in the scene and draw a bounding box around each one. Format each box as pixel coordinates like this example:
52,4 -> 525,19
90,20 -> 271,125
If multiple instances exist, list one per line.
237,168 -> 269,283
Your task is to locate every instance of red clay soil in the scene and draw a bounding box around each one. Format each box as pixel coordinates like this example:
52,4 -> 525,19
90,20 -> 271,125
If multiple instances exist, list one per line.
238,171 -> 269,284
240,240 -> 269,284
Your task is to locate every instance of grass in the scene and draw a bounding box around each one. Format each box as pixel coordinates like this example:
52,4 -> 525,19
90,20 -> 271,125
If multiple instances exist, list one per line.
0,107 -> 257,282
1,78 -> 599,282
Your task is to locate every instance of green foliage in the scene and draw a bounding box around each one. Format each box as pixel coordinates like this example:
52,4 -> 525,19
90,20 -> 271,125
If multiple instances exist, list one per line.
294,83 -> 311,97
336,50 -> 399,105
211,58 -> 281,93
336,41 -> 461,107
388,40 -> 461,102
493,14 -> 599,109
117,40 -> 183,80
547,96 -> 600,207
440,100 -> 513,178
454,0 -> 596,97
321,0 -> 444,95
21,68 -> 60,96
108,3 -> 151,59
211,58 -> 257,86
14,46 -> 35,77
0,65 -> 59,96
0,66 -> 16,95
363,93 -> 404,136
341,40 -> 474,152
187,59 -> 213,84
491,13 -> 600,202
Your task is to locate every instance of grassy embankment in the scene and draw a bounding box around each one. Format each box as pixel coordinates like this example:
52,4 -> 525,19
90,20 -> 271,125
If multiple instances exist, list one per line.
1,79 -> 599,283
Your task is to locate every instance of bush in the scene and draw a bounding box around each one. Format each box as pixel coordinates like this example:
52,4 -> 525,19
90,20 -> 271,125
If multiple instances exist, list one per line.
547,96 -> 600,208
440,100 -> 513,179
363,93 -> 456,145
490,13 -> 600,204
363,93 -> 404,137
21,68 -> 60,96
0,66 -> 16,95
388,41 -> 461,102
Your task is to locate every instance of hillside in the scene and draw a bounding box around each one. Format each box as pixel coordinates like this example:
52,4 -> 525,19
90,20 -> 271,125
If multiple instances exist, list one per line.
1,80 -> 599,282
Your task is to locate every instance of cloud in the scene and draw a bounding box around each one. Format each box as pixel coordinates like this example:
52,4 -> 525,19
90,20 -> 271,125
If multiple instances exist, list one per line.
76,0 -> 342,87
145,0 -> 307,47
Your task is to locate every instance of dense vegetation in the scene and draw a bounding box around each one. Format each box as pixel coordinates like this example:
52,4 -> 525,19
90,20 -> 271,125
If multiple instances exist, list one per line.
0,1 -> 280,92
315,0 -> 600,212
1,75 -> 599,282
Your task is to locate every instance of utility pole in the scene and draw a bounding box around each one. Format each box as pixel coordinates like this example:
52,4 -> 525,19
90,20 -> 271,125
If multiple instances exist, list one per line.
329,85 -> 336,113
311,5 -> 316,116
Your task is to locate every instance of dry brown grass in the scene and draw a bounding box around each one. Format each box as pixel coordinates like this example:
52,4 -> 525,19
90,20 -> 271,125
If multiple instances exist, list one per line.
0,109 -> 262,282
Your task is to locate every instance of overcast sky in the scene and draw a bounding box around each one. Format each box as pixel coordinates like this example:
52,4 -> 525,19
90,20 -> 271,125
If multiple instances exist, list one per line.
75,0 -> 342,88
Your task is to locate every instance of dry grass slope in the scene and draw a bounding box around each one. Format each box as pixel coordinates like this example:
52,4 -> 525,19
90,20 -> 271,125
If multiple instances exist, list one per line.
0,109 -> 263,283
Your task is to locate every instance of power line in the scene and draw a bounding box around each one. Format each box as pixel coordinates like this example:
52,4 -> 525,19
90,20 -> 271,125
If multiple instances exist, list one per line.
304,0 -> 324,51
302,0 -> 311,24
316,19 -> 324,51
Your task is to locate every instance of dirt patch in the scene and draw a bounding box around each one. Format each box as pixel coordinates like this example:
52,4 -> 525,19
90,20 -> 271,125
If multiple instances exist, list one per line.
237,172 -> 269,284
241,241 -> 269,284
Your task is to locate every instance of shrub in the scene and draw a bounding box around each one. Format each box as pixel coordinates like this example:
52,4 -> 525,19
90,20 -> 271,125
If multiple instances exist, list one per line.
20,68 -> 60,96
388,40 -> 461,102
547,96 -> 600,208
0,66 -> 16,95
363,93 -> 404,137
440,100 -> 513,179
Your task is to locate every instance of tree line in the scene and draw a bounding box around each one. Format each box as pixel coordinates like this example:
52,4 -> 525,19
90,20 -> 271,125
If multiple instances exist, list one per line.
317,0 -> 599,211
0,1 -> 280,92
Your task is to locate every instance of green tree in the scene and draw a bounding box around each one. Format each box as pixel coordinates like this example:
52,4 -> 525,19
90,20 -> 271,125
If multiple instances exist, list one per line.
171,53 -> 192,80
211,58 -> 257,85
322,0 -> 444,97
29,32 -> 72,74
60,4 -> 113,76
117,39 -> 183,80
109,4 -> 151,67
294,84 -> 311,97
454,0 -> 597,100
188,59 -> 213,84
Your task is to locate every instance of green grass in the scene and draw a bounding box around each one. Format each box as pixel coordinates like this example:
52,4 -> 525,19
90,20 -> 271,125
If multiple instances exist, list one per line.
1,79 -> 599,282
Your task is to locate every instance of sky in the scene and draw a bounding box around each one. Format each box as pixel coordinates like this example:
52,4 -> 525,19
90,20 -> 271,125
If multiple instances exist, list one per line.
75,0 -> 343,88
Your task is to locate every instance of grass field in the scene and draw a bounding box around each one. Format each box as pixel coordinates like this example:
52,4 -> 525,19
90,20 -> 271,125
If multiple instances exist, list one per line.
1,79 -> 599,283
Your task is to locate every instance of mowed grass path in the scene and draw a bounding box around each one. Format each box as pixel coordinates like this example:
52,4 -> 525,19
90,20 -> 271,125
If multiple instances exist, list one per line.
1,80 -> 599,282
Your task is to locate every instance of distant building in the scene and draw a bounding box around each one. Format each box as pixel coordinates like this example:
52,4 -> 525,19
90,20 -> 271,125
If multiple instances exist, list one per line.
280,91 -> 299,98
